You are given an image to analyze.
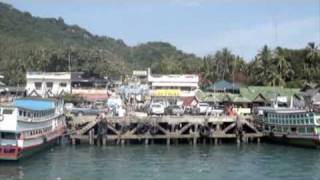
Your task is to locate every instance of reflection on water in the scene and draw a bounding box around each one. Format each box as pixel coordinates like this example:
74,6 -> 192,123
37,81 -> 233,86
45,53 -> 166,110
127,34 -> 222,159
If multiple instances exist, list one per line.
0,163 -> 24,179
1,144 -> 320,180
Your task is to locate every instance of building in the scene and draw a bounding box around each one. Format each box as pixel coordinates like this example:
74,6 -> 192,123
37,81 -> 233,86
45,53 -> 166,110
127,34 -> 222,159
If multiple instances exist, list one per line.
71,72 -> 109,102
26,72 -> 71,97
0,74 -> 4,87
148,69 -> 199,97
205,80 -> 240,94
132,70 -> 148,85
300,84 -> 320,111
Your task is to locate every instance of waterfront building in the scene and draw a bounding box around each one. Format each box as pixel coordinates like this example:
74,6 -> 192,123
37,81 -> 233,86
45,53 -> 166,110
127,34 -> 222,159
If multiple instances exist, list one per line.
132,70 -> 148,85
147,69 -> 199,98
300,84 -> 320,112
26,72 -> 71,97
205,80 -> 240,94
71,72 -> 109,102
0,75 -> 25,103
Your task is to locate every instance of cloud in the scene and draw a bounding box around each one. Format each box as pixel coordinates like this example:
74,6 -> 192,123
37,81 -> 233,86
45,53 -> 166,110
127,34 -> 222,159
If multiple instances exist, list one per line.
184,17 -> 319,60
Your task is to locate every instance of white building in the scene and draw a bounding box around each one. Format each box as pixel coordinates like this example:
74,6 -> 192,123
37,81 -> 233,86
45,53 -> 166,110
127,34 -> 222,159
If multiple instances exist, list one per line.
26,72 -> 71,97
148,69 -> 199,97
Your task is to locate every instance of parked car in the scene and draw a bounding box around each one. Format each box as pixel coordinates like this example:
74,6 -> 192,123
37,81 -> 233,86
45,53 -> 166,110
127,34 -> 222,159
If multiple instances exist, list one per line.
70,106 -> 108,116
210,108 -> 224,116
165,105 -> 184,116
193,103 -> 212,115
148,103 -> 165,116
64,103 -> 74,111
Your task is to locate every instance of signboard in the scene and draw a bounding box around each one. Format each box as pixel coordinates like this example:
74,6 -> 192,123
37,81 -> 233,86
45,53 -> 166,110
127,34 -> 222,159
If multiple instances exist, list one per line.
153,89 -> 181,97
277,96 -> 288,103
133,71 -> 147,76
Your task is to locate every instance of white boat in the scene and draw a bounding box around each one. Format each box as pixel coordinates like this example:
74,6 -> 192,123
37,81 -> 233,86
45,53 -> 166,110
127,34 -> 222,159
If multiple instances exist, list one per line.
254,106 -> 320,148
0,98 -> 66,160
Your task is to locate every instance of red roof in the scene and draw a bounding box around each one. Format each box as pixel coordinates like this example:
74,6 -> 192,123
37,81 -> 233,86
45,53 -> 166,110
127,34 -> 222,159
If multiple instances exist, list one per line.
182,96 -> 197,107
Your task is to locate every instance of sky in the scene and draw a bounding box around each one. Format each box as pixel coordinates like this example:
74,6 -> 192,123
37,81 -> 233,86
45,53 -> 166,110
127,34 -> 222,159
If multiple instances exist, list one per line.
1,0 -> 320,60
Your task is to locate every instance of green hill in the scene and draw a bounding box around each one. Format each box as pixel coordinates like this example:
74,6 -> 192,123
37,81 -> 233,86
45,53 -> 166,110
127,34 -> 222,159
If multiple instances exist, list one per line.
0,2 -> 319,88
0,2 -> 200,85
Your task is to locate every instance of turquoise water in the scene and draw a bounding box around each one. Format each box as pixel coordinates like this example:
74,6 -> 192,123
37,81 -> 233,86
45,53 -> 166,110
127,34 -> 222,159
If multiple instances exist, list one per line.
1,144 -> 320,180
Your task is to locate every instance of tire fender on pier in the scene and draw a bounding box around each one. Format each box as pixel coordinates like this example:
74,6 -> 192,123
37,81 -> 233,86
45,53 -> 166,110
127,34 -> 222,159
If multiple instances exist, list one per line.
136,123 -> 150,134
199,125 -> 211,137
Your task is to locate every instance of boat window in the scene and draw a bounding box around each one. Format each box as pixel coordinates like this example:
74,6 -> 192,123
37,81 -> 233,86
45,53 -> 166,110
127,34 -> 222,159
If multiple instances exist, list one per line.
1,132 -> 16,139
23,111 -> 26,117
310,119 -> 314,124
298,127 -> 305,133
306,119 -> 310,124
19,110 -> 23,116
307,127 -> 314,133
2,109 -> 13,115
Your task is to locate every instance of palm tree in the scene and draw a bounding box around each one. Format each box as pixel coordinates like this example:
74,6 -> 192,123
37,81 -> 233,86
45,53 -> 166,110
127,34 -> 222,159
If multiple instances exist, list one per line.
273,47 -> 292,86
255,45 -> 273,85
306,42 -> 320,65
200,56 -> 212,83
305,42 -> 320,82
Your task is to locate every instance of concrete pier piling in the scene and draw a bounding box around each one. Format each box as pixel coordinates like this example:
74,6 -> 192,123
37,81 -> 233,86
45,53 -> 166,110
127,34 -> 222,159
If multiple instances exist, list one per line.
68,115 -> 263,146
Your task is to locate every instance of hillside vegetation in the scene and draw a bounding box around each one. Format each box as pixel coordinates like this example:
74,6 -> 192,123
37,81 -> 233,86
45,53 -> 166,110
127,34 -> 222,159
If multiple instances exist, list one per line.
0,2 -> 319,87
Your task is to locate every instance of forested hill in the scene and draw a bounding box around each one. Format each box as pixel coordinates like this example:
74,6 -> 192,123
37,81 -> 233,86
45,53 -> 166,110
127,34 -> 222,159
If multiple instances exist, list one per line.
0,2 -> 319,88
0,2 -> 201,85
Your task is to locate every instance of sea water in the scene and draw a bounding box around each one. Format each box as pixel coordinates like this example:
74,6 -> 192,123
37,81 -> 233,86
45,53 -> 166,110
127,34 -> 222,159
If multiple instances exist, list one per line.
1,144 -> 320,180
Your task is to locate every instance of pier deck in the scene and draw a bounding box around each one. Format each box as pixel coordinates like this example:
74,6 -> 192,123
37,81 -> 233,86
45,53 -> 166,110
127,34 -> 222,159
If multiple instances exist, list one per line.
68,114 -> 263,145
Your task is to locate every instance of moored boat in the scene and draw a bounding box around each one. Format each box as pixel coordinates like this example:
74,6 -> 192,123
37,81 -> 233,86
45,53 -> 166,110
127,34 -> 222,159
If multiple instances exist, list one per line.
254,107 -> 320,148
0,98 -> 66,160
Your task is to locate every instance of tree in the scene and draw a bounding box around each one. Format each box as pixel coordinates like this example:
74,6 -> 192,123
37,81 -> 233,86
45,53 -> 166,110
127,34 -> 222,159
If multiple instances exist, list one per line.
272,47 -> 292,86
306,42 -> 320,65
250,45 -> 273,85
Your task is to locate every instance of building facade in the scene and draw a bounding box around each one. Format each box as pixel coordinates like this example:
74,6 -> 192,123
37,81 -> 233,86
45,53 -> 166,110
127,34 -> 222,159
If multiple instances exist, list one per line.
71,72 -> 109,101
148,69 -> 199,97
26,72 -> 71,97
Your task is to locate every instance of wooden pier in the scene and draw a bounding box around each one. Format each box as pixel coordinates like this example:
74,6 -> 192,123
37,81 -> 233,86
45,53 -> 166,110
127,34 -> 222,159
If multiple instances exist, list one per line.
67,114 -> 263,146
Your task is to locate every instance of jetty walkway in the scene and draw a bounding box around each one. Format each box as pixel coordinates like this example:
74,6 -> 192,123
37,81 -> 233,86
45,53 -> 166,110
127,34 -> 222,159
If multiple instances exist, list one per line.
67,114 -> 263,146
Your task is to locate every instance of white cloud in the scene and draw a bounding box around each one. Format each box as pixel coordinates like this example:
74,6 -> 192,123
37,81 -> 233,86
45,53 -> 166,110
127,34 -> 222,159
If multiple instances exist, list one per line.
179,17 -> 319,60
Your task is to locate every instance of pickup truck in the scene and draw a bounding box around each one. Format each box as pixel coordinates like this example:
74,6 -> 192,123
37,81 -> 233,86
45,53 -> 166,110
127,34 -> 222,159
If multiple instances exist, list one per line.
69,106 -> 108,116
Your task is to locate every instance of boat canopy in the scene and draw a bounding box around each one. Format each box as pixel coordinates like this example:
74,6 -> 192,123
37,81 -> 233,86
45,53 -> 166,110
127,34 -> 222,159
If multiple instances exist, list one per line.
14,98 -> 55,111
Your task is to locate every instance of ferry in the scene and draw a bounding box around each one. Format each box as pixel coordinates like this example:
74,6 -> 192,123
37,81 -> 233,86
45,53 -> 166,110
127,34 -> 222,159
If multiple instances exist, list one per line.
254,107 -> 320,148
0,98 -> 66,160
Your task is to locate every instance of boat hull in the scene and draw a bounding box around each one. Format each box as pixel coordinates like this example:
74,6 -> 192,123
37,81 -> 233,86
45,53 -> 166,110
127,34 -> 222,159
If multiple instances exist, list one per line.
0,136 -> 61,161
266,134 -> 320,148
